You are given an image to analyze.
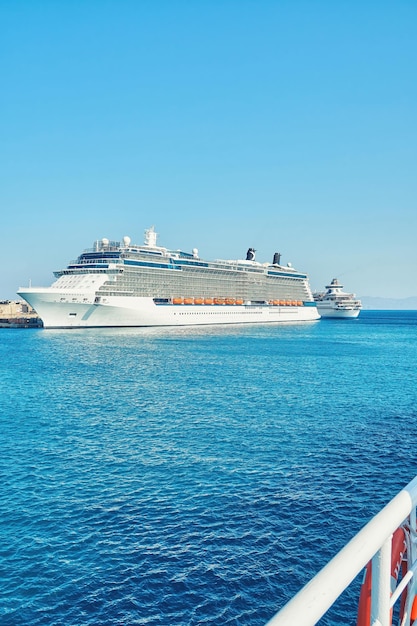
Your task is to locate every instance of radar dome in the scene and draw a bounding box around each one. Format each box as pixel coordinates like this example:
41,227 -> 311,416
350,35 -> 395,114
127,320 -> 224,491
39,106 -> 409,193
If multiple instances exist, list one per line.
192,248 -> 199,258
101,238 -> 109,245
123,236 -> 131,246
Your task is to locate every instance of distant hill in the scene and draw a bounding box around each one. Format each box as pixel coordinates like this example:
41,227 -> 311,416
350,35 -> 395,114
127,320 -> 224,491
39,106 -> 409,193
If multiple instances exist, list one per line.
360,296 -> 417,310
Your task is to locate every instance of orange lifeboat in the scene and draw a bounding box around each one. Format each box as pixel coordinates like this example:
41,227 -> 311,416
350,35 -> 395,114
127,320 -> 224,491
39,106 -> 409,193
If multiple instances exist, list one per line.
297,300 -> 303,306
279,300 -> 286,306
291,300 -> 297,306
214,298 -> 225,305
225,298 -> 235,305
273,300 -> 279,306
172,297 -> 183,305
194,298 -> 203,305
204,298 -> 213,305
183,297 -> 193,305
235,299 -> 244,305
286,300 -> 292,306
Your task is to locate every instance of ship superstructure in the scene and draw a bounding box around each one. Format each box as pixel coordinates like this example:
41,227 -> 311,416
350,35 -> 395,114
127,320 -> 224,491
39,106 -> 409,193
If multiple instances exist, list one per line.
18,227 -> 319,328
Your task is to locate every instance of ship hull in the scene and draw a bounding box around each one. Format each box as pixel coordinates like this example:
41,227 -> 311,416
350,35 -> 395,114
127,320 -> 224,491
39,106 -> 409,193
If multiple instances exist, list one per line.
17,290 -> 319,328
316,305 -> 360,319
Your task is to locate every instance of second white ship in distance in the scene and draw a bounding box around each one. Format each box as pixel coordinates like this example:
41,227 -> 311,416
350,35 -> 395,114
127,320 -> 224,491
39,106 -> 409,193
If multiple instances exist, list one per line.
18,226 -> 320,328
313,278 -> 362,318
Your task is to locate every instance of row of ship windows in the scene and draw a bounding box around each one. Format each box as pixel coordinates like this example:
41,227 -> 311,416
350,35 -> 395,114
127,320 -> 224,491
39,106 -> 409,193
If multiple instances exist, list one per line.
121,269 -> 298,280
60,297 -> 90,303
119,283 -> 305,293
62,269 -> 303,284
101,278 -> 305,286
60,274 -> 306,294
121,268 -> 299,282
101,290 -> 309,300
123,262 -> 266,274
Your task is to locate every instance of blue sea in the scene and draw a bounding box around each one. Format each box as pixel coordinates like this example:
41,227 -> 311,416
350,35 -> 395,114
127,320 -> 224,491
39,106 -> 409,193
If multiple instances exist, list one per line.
1,311 -> 417,625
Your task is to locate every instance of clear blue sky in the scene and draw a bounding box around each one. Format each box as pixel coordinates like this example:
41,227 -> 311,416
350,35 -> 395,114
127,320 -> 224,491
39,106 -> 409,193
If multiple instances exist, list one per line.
1,0 -> 416,299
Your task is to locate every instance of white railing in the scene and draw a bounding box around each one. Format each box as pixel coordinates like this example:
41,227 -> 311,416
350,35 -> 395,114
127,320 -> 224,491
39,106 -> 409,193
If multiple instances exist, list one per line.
265,475 -> 417,626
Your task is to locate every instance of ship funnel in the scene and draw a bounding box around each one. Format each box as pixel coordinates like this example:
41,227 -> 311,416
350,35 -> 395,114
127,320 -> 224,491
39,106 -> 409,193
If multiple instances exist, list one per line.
273,252 -> 281,265
246,248 -> 256,261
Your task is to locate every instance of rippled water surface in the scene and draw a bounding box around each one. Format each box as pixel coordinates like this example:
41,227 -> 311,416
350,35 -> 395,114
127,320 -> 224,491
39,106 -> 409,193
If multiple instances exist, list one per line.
1,311 -> 417,625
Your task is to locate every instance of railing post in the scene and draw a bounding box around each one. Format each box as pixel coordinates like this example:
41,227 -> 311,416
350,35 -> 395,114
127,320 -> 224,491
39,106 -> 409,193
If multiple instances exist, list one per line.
404,508 -> 417,626
410,508 -> 417,564
371,536 -> 392,626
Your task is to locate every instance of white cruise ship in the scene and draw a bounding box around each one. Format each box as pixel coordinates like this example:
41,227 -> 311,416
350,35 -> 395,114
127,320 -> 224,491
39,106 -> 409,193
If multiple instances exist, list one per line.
313,278 -> 362,318
18,226 -> 319,328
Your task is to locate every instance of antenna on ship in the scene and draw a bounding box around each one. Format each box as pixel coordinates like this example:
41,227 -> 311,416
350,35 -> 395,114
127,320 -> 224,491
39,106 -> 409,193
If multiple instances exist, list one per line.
144,226 -> 158,248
